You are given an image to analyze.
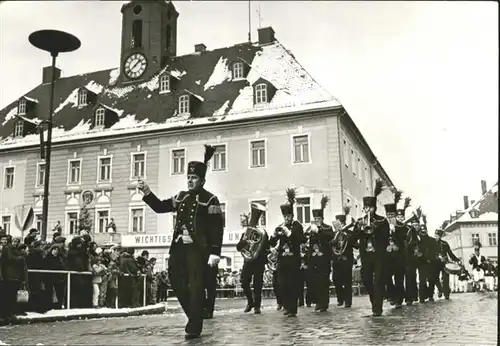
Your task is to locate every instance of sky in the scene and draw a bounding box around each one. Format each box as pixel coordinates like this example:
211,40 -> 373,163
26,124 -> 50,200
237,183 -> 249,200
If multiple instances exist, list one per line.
0,1 -> 498,230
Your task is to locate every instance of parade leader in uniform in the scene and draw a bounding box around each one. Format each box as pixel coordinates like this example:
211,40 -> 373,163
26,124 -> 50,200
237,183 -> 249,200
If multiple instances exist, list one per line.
138,145 -> 224,340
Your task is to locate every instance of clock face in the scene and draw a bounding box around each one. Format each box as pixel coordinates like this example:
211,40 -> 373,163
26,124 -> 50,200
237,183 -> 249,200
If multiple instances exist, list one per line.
124,53 -> 147,79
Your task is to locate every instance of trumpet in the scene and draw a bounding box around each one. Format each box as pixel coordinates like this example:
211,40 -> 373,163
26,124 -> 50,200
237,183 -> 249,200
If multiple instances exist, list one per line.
275,223 -> 290,236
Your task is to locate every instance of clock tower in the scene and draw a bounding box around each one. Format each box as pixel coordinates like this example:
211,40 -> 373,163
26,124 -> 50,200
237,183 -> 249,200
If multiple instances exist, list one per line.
119,0 -> 178,84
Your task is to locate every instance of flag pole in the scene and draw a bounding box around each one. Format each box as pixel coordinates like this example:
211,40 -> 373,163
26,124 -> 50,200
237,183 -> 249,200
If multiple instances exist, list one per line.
248,0 -> 251,42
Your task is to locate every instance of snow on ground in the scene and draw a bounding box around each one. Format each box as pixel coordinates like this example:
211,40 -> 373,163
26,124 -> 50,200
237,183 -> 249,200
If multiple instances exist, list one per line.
15,303 -> 165,320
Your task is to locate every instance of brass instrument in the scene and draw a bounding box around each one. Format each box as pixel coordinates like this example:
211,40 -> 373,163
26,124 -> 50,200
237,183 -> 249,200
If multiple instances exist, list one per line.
331,218 -> 354,256
240,202 -> 267,262
275,222 -> 291,236
267,245 -> 279,271
356,213 -> 376,252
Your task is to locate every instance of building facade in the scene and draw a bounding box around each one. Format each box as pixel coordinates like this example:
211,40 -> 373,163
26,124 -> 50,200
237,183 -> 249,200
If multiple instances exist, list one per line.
0,1 -> 396,272
443,181 -> 498,274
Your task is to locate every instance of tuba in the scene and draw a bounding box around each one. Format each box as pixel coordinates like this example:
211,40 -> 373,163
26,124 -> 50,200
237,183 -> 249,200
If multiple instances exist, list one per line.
267,246 -> 279,271
331,218 -> 354,256
240,202 -> 267,262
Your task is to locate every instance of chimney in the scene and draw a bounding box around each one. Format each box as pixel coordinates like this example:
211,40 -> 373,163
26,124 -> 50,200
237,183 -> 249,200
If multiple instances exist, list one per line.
481,180 -> 487,195
258,27 -> 276,45
463,196 -> 469,210
194,44 -> 206,53
42,66 -> 61,84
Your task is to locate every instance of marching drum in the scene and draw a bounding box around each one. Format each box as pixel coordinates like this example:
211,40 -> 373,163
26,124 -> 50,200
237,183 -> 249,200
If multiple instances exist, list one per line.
444,262 -> 461,275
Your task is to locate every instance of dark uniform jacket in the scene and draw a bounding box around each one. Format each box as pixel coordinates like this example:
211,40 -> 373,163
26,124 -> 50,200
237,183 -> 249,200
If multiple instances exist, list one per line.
143,188 -> 224,257
469,254 -> 486,270
236,230 -> 269,265
308,223 -> 335,271
269,220 -> 305,267
354,214 -> 390,260
437,239 -> 459,262
419,235 -> 439,263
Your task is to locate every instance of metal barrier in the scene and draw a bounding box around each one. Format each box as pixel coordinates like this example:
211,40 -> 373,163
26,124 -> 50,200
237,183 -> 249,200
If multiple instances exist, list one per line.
27,269 -> 147,309
164,284 -> 364,299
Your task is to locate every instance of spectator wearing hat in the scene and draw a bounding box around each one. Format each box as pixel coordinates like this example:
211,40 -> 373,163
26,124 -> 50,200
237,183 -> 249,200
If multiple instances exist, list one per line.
26,240 -> 49,313
24,228 -> 39,247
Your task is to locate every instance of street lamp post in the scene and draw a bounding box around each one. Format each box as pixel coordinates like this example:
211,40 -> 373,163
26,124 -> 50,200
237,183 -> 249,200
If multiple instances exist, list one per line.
29,30 -> 81,241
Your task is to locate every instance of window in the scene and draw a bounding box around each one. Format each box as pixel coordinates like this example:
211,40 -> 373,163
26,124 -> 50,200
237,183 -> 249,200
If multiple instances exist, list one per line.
232,62 -> 244,80
212,145 -> 226,171
35,214 -> 43,232
67,212 -> 78,235
488,233 -> 497,246
131,20 -> 143,48
78,89 -> 87,106
4,167 -> 14,189
14,121 -> 23,137
293,135 -> 309,163
96,210 -> 110,233
250,140 -> 266,168
255,83 -> 267,104
343,139 -> 349,167
18,99 -> 26,115
250,200 -> 266,227
172,149 -> 185,175
364,163 -> 370,190
130,208 -> 145,233
36,162 -> 45,187
350,148 -> 356,174
220,203 -> 226,229
98,156 -> 112,182
68,159 -> 82,184
159,74 -> 170,93
131,152 -> 146,179
471,233 -> 480,246
178,95 -> 190,115
95,108 -> 105,127
296,197 -> 311,224
2,216 -> 11,234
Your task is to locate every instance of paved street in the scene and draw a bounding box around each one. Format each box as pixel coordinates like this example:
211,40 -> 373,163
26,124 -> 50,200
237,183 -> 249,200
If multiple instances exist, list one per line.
0,292 -> 497,345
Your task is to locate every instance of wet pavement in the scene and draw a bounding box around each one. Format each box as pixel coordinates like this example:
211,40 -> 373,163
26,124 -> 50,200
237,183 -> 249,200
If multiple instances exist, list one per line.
0,292 -> 497,345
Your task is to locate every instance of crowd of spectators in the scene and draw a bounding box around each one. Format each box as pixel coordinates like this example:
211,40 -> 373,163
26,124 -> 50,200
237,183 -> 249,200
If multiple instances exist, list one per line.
0,227 -> 160,323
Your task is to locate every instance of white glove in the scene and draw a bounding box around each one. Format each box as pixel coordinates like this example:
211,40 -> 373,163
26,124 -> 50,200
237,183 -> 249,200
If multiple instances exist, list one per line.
207,254 -> 220,267
389,224 -> 395,232
137,179 -> 151,196
285,228 -> 292,237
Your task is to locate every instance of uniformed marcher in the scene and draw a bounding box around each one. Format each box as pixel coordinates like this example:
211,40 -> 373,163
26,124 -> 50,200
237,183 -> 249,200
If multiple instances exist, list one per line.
298,229 -> 312,307
434,228 -> 459,299
236,202 -> 269,314
331,206 -> 356,308
269,188 -> 306,317
138,145 -> 223,340
384,193 -> 406,309
396,197 -> 418,305
417,220 -> 439,302
353,179 -> 390,316
307,196 -> 335,312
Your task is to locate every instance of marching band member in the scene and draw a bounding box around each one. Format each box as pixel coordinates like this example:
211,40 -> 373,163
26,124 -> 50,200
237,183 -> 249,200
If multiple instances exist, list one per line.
298,228 -> 312,307
417,220 -> 439,302
236,203 -> 269,314
269,188 -> 306,317
307,196 -> 335,312
352,179 -> 390,317
138,145 -> 223,340
469,240 -> 486,270
434,228 -> 459,300
384,190 -> 406,309
331,206 -> 355,308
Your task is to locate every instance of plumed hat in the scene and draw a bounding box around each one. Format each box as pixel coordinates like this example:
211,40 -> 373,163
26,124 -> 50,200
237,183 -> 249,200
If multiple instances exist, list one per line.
363,178 -> 385,208
187,145 -> 216,180
280,188 -> 296,216
312,195 -> 329,218
335,205 -> 351,224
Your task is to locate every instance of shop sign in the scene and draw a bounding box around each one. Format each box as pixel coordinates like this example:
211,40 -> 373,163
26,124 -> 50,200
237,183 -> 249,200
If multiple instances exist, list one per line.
121,234 -> 173,247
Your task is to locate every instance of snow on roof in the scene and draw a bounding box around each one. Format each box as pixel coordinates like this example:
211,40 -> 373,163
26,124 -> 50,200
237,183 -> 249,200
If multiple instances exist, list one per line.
446,182 -> 498,230
23,96 -> 39,103
0,41 -> 340,150
184,89 -> 204,102
204,56 -> 231,91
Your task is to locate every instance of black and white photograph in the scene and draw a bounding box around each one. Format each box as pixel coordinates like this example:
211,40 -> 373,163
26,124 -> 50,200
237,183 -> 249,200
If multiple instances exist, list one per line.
0,0 -> 497,344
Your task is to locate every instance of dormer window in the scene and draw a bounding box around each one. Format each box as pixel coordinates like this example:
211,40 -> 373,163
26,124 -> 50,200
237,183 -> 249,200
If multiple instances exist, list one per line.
159,74 -> 170,93
95,107 -> 105,127
18,99 -> 26,115
232,62 -> 244,80
78,89 -> 88,106
469,209 -> 480,219
179,95 -> 190,115
255,83 -> 268,104
14,121 -> 24,137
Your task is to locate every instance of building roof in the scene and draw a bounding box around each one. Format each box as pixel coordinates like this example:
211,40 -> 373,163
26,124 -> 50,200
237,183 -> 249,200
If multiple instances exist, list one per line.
445,182 -> 498,232
0,40 -> 340,152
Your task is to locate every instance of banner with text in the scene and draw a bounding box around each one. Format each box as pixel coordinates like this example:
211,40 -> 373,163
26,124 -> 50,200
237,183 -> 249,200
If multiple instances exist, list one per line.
121,230 -> 247,247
